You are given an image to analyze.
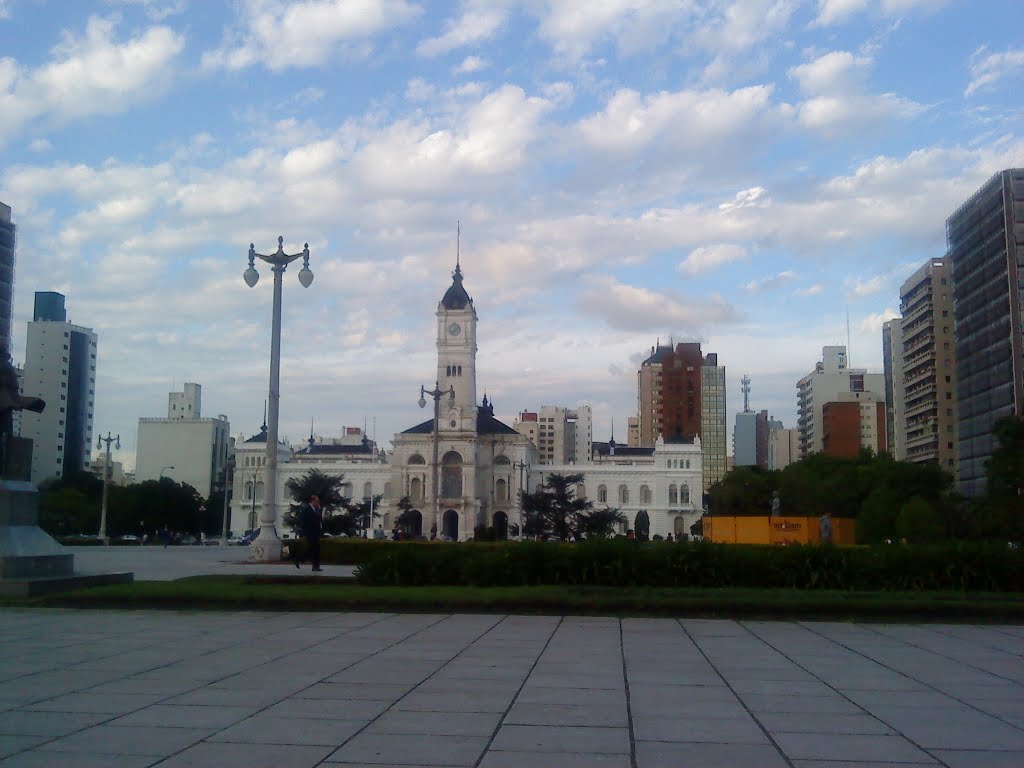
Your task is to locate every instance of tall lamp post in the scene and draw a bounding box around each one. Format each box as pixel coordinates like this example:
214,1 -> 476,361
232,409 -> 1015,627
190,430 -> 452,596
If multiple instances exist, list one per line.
160,465 -> 174,479
513,459 -> 529,538
249,470 -> 258,532
97,432 -> 120,543
419,382 -> 454,539
222,455 -> 234,540
244,236 -> 313,561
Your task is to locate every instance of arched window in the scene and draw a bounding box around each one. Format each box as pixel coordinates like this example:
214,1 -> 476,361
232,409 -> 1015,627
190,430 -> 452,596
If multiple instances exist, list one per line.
619,484 -> 629,504
685,459 -> 691,469
363,481 -> 373,499
496,479 -> 507,502
577,483 -> 586,500
458,366 -> 462,375
410,477 -> 423,501
409,454 -> 426,465
680,483 -> 690,504
640,485 -> 651,504
341,482 -> 353,499
255,482 -> 265,502
384,481 -> 392,498
669,484 -> 678,504
442,451 -> 463,498
598,484 -> 607,503
446,365 -> 451,376
245,482 -> 253,501
494,455 -> 510,467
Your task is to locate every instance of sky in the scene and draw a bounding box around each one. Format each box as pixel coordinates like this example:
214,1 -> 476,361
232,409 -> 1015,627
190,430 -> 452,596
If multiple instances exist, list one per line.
2,0 -> 1023,471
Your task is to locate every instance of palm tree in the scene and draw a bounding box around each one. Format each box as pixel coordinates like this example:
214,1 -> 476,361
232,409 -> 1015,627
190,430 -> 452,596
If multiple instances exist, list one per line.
283,469 -> 348,535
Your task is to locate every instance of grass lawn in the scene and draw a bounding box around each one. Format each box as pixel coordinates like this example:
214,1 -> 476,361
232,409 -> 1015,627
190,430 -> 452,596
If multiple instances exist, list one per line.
6,576 -> 1023,622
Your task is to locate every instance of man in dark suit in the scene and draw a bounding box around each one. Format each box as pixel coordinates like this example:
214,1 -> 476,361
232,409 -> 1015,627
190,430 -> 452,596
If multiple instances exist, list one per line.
294,494 -> 324,571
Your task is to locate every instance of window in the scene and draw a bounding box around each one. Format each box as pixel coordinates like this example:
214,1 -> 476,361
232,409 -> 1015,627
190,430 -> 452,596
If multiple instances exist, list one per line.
363,482 -> 373,499
680,484 -> 690,504
409,454 -> 426,465
410,477 -> 423,501
669,484 -> 678,504
619,485 -> 628,504
441,451 -> 463,498
598,485 -> 607,503
496,479 -> 507,502
640,485 -> 651,504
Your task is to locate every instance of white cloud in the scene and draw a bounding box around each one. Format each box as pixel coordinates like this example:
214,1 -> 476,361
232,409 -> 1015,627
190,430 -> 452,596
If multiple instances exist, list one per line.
745,270 -> 796,293
859,308 -> 899,334
28,138 -> 52,153
534,0 -> 690,61
847,274 -> 888,296
578,275 -> 741,332
202,0 -> 420,71
810,0 -> 870,27
794,283 -> 824,297
417,2 -> 507,57
109,0 -> 187,21
692,0 -> 797,54
454,55 -> 487,74
788,50 -> 924,132
0,16 -> 184,144
965,46 -> 1024,97
679,244 -> 748,276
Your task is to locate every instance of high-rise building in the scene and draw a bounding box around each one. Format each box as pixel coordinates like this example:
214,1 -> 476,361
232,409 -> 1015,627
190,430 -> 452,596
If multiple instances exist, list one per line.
513,405 -> 591,465
892,258 -> 958,472
796,346 -> 886,457
768,424 -> 799,470
0,202 -> 15,356
882,318 -> 903,459
947,169 -> 1024,497
136,383 -> 230,498
21,292 -> 97,484
821,394 -> 887,458
637,342 -> 726,493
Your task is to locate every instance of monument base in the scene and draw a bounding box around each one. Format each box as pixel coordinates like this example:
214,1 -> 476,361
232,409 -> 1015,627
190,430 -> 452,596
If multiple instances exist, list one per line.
0,479 -> 134,596
249,531 -> 283,562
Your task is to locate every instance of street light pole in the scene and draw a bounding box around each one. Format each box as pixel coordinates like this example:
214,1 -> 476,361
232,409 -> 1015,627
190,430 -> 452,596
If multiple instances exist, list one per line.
96,432 -> 120,543
160,465 -> 174,479
244,237 -> 313,561
222,455 -> 234,539
419,382 -> 454,540
249,470 -> 258,532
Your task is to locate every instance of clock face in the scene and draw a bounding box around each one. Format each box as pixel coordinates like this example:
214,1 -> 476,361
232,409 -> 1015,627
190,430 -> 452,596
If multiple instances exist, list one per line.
448,322 -> 462,336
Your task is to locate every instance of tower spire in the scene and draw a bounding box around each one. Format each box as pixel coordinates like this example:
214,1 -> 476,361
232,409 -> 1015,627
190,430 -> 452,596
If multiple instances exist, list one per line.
456,220 -> 460,270
308,417 -> 314,449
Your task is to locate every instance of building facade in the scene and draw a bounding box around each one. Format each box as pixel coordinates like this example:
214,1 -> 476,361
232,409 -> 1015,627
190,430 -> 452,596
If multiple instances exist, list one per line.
796,346 -> 885,458
700,353 -> 727,489
947,169 -> 1024,497
513,405 -> 592,465
821,395 -> 887,458
894,258 -> 958,472
135,384 -> 230,499
882,318 -> 903,459
0,203 -> 14,356
20,292 -> 97,484
768,425 -> 799,470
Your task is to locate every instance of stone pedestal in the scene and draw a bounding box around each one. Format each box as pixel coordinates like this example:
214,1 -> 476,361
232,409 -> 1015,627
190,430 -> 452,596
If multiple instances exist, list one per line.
0,479 -> 133,596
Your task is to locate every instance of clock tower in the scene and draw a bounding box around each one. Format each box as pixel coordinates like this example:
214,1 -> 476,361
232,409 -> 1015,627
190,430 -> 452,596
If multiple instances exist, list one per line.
436,262 -> 478,434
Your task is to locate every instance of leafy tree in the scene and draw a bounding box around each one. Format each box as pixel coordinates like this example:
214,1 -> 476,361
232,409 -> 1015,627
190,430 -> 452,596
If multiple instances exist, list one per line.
283,469 -> 349,535
522,472 -> 625,540
39,488 -> 96,536
343,495 -> 383,536
974,416 -> 1024,541
393,496 -> 421,533
896,496 -> 944,543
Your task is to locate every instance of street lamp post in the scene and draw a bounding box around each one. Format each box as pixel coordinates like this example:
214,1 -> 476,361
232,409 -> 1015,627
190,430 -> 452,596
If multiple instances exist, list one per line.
96,432 -> 120,543
513,459 -> 529,538
222,455 -> 234,540
419,382 -> 454,540
244,236 -> 313,561
160,465 -> 174,479
249,470 -> 258,532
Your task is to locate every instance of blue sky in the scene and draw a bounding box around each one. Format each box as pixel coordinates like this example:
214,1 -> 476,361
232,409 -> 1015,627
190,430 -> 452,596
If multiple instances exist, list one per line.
2,0 -> 1022,469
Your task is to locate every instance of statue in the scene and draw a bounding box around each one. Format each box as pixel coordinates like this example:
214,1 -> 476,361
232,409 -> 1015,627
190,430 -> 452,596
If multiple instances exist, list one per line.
770,491 -> 781,518
0,353 -> 44,479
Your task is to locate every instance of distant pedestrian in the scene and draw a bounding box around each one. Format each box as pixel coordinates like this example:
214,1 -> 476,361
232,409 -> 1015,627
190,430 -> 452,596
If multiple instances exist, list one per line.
667,533 -> 674,543
819,512 -> 833,545
161,526 -> 170,548
293,495 -> 324,571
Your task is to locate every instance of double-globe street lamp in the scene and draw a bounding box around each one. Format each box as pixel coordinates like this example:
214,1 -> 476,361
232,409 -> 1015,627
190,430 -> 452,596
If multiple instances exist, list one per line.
244,236 -> 313,561
419,382 -> 454,540
96,432 -> 120,543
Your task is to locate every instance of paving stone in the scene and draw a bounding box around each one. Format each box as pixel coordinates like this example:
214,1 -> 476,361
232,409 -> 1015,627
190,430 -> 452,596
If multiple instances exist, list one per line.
740,693 -> 864,715
325,732 -> 489,765
504,701 -> 627,727
394,690 -> 515,712
367,710 -> 501,736
154,741 -> 334,768
772,731 -> 938,763
109,703 -> 255,729
209,714 -> 366,745
931,749 -> 1024,767
264,697 -> 390,720
37,724 -> 211,756
480,751 -> 631,768
0,709 -> 111,736
490,724 -> 630,754
636,741 -> 789,768
758,711 -> 897,735
634,715 -> 769,744
0,751 -> 157,768
0,734 -> 50,759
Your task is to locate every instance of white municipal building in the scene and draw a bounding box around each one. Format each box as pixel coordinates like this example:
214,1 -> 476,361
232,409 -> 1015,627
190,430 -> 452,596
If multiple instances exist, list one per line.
229,262 -> 704,541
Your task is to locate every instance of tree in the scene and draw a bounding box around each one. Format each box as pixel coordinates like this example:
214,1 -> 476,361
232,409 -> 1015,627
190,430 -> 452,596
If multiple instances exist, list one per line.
394,496 -> 420,533
975,416 -> 1024,541
284,469 -> 349,535
896,496 -> 944,543
343,495 -> 383,536
522,472 -> 625,540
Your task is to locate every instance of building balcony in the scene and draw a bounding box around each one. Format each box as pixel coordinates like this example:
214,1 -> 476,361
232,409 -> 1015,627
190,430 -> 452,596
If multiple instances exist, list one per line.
903,331 -> 934,357
904,397 -> 937,419
902,366 -> 935,388
901,346 -> 934,371
900,294 -> 932,322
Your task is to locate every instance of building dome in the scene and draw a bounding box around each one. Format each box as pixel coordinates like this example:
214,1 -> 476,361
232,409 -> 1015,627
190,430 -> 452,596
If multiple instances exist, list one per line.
441,264 -> 472,309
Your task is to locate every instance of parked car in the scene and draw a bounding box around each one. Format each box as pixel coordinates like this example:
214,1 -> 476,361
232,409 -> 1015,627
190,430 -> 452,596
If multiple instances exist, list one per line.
203,538 -> 224,546
115,534 -> 140,543
226,535 -> 245,545
179,535 -> 198,545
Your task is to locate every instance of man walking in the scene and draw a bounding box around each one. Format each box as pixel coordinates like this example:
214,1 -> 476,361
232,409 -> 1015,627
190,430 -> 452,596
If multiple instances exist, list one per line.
293,494 -> 324,572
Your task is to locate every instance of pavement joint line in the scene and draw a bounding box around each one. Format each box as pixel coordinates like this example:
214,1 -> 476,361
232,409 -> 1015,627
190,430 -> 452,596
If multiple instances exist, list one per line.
2,610 -> 402,764
741,621 -> 952,768
472,615 -> 564,768
676,619 -> 797,768
925,624 -> 1024,658
619,618 -> 638,768
314,613 -> 516,768
800,621 -> 1024,734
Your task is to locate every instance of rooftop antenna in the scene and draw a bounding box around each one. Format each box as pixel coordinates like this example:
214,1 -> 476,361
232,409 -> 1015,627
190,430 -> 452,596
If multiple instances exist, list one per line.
741,374 -> 751,413
262,400 -> 267,431
846,305 -> 852,367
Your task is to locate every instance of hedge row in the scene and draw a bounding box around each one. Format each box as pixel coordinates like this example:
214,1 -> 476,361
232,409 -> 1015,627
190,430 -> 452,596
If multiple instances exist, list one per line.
349,540 -> 1024,592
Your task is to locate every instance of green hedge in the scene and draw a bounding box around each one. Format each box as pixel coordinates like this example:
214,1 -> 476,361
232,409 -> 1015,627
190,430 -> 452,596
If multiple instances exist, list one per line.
351,539 -> 1024,592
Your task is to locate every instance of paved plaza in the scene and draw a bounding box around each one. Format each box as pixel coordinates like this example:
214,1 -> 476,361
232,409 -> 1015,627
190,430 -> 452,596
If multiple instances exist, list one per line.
0,610 -> 1022,767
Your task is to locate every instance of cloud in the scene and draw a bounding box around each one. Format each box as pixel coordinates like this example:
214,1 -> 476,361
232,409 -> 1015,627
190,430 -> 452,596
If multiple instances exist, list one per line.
846,274 -> 888,296
202,0 -> 420,71
454,55 -> 487,74
109,0 -> 187,21
860,308 -> 899,334
810,0 -> 871,27
794,283 -> 824,297
0,15 -> 184,144
965,46 -> 1024,97
679,244 -> 748,276
788,50 -> 924,132
745,270 -> 796,293
534,0 -> 690,61
417,2 -> 507,57
577,275 -> 741,332
28,138 -> 52,153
